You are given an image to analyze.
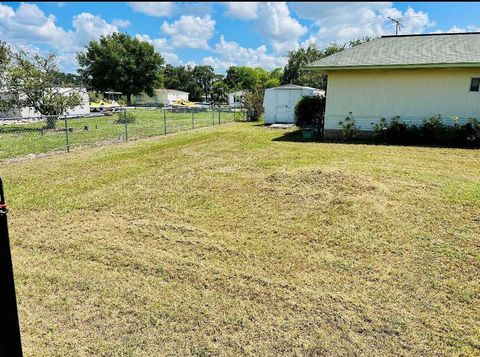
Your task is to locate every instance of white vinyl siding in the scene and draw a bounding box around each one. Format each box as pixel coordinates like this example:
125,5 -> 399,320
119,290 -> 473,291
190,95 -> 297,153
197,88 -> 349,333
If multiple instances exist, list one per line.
324,68 -> 480,130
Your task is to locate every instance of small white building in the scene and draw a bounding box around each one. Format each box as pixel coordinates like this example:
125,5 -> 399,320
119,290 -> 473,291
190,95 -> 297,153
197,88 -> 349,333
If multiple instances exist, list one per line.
0,87 -> 90,118
263,84 -> 324,124
132,89 -> 189,106
228,90 -> 246,107
304,32 -> 480,134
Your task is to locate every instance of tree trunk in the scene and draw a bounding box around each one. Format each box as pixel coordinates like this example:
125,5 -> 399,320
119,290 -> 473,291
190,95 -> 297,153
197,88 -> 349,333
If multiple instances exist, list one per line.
127,93 -> 132,106
45,116 -> 58,130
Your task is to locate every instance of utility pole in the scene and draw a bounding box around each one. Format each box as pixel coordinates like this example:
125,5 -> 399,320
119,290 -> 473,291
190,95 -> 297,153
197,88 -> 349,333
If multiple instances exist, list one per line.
387,17 -> 405,35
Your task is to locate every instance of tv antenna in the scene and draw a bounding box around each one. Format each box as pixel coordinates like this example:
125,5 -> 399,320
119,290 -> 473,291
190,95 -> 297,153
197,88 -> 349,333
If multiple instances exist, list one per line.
387,17 -> 405,35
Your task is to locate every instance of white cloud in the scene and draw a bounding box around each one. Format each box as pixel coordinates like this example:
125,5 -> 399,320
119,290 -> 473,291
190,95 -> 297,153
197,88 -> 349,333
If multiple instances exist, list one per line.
221,2 -> 307,55
291,3 -> 433,46
0,3 -> 119,52
161,15 -> 215,49
134,34 -> 181,65
112,19 -> 131,28
72,12 -> 118,47
255,2 -> 307,55
128,2 -> 176,17
203,35 -> 287,73
432,25 -> 480,33
223,2 -> 259,20
0,3 -> 71,49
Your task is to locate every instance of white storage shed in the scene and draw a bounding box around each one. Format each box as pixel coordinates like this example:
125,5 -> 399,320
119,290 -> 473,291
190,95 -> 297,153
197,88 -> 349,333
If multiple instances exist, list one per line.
263,84 -> 324,124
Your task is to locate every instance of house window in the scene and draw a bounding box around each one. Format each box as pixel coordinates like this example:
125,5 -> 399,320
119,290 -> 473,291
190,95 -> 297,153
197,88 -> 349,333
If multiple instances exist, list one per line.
470,78 -> 480,92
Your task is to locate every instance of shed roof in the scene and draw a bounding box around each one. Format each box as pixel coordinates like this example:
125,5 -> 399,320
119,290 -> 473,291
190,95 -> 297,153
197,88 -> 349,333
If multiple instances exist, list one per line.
266,84 -> 320,91
305,32 -> 480,71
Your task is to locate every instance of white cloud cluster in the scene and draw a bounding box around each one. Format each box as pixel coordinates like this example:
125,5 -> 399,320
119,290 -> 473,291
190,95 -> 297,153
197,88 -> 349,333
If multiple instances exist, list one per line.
223,2 -> 259,20
134,34 -> 181,65
291,3 -> 433,46
222,2 -> 305,55
256,3 -> 306,54
0,3 -> 119,52
203,35 -> 287,72
432,25 -> 480,33
128,2 -> 176,17
161,15 -> 215,49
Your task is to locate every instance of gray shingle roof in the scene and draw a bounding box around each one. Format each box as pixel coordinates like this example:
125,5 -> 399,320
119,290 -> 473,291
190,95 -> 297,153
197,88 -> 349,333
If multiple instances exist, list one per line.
305,33 -> 480,70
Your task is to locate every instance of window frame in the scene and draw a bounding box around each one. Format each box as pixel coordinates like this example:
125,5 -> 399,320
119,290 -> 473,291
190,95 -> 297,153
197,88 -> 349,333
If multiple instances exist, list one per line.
470,77 -> 480,92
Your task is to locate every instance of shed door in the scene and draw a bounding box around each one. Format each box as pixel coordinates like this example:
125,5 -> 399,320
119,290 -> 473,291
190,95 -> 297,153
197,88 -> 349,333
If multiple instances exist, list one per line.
275,90 -> 290,123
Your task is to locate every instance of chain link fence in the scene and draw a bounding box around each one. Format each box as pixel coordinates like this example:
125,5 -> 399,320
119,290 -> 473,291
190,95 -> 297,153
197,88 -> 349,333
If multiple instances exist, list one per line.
0,105 -> 246,162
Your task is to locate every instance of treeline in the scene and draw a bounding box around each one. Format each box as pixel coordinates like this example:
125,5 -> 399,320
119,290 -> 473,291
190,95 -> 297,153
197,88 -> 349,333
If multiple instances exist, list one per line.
162,64 -> 283,103
2,32 -> 372,107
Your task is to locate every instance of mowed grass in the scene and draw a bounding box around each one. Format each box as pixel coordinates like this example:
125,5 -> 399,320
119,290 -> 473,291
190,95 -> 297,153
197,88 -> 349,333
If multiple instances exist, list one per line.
1,123 -> 479,356
0,108 -> 240,161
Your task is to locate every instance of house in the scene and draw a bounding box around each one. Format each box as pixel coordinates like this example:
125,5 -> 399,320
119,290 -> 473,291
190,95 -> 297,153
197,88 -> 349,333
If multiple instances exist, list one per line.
263,84 -> 324,124
304,32 -> 480,135
228,90 -> 246,107
0,87 -> 90,118
131,89 -> 189,107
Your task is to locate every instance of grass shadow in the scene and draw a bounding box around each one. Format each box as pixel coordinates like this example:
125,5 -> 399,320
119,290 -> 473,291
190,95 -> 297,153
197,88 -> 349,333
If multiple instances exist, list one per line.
0,126 -> 44,134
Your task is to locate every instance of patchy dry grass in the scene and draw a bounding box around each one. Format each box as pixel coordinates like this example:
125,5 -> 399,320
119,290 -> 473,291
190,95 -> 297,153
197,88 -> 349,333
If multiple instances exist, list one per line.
1,123 -> 479,356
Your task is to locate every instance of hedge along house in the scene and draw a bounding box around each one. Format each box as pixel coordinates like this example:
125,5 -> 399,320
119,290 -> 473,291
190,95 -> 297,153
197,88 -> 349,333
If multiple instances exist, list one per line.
304,32 -> 480,136
131,89 -> 189,107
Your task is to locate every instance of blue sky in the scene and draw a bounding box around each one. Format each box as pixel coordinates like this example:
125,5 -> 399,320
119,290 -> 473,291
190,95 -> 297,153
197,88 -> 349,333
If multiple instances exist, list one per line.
1,2 -> 479,73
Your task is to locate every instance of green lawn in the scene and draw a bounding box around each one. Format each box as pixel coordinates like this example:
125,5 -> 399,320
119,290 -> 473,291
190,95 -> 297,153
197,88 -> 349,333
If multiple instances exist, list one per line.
1,123 -> 479,355
0,108 -> 242,161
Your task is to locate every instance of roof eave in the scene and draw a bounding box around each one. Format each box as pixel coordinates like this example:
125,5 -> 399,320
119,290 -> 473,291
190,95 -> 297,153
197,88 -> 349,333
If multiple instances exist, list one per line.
303,62 -> 480,73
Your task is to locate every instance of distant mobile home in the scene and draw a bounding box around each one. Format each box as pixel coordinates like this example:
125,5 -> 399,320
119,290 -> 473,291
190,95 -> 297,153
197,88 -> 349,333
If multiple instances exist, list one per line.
228,90 -> 246,108
0,87 -> 90,118
263,84 -> 324,124
132,89 -> 189,106
304,32 -> 480,135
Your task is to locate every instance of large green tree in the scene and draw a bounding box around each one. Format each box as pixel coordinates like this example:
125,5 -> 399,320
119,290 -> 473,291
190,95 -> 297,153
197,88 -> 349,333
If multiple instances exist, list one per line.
211,81 -> 228,104
77,32 -> 164,104
164,64 -> 202,101
224,66 -> 270,91
281,38 -> 371,89
192,65 -> 215,102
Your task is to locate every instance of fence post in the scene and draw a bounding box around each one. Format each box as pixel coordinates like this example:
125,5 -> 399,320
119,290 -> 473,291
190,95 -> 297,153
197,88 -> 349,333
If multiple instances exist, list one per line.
163,108 -> 167,135
124,110 -> 128,142
218,106 -> 221,125
0,178 -> 23,356
212,106 -> 215,126
63,116 -> 70,153
192,110 -> 195,129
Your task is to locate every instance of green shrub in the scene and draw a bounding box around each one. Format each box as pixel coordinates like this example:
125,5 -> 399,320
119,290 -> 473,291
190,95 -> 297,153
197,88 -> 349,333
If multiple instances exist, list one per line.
242,87 -> 264,122
452,118 -> 480,147
420,114 -> 447,143
116,111 -> 136,124
370,115 -> 480,147
339,112 -> 359,140
294,95 -> 325,128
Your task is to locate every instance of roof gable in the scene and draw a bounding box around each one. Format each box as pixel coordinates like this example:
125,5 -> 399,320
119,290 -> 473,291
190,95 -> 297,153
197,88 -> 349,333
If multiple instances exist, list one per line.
305,32 -> 480,70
